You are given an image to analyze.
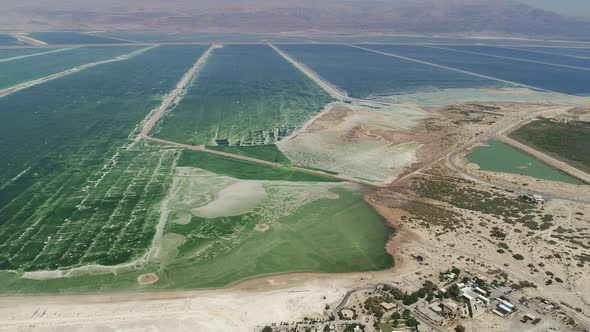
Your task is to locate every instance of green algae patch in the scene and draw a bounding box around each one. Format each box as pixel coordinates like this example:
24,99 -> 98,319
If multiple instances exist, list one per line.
467,139 -> 581,184
0,170 -> 393,294
178,149 -> 340,182
153,44 -> 332,146
207,144 -> 291,164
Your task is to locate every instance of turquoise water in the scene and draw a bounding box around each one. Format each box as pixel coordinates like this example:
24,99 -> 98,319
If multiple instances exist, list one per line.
467,140 -> 581,184
278,44 -> 505,99
366,45 -> 590,96
442,45 -> 590,69
0,34 -> 20,45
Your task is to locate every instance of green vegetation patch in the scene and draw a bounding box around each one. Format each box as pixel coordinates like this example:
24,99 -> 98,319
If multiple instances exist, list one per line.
510,118 -> 590,174
380,322 -> 394,332
161,186 -> 392,288
298,166 -> 340,175
401,201 -> 464,234
413,175 -> 552,231
466,139 -> 581,184
178,149 -> 339,182
207,144 -> 291,164
153,44 -> 333,146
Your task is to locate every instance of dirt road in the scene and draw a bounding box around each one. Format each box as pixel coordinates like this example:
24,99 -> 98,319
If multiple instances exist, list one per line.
269,43 -> 347,100
12,34 -> 47,46
0,45 -> 156,97
142,42 -> 590,190
443,105 -> 590,202
348,44 -> 558,94
495,122 -> 590,183
269,44 -> 395,108
144,135 -> 381,187
398,104 -> 589,187
0,47 -> 74,63
140,43 -> 389,187
427,45 -> 590,72
139,43 -> 220,138
497,135 -> 590,183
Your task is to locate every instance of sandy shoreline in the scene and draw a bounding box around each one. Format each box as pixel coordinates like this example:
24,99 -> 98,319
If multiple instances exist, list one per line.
0,262 -> 412,332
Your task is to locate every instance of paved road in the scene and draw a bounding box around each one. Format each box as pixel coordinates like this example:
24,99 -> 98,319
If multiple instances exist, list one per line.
331,265 -> 446,332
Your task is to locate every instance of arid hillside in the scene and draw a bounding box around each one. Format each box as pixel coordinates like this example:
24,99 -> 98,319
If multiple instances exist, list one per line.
2,0 -> 590,40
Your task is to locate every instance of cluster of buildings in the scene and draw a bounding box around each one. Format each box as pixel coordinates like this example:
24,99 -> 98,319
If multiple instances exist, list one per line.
461,281 -> 519,319
493,298 -> 517,317
415,277 -> 520,329
460,283 -> 491,318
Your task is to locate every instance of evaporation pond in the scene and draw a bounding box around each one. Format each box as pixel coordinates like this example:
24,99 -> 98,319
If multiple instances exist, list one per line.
466,139 -> 581,184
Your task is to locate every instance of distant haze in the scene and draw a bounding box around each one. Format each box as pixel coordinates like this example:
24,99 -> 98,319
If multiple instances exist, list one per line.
1,0 -> 590,40
516,0 -> 590,18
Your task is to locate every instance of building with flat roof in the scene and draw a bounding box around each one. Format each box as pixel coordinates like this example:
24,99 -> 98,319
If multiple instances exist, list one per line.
493,299 -> 516,317
380,302 -> 397,311
477,295 -> 490,304
462,287 -> 486,318
473,287 -> 488,296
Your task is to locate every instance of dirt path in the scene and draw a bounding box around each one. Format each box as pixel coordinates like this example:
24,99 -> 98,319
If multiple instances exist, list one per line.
0,47 -> 75,63
442,105 -> 590,203
504,46 -> 590,60
0,45 -> 157,97
139,43 -> 388,187
12,34 -> 47,46
143,135 -> 378,187
139,44 -> 220,138
269,43 -> 395,108
495,134 -> 590,184
348,44 -> 559,94
269,43 -> 347,100
397,104 -> 587,186
427,45 -> 590,71
143,43 -> 589,190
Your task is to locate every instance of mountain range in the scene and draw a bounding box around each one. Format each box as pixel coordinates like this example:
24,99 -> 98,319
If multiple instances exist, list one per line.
1,0 -> 589,40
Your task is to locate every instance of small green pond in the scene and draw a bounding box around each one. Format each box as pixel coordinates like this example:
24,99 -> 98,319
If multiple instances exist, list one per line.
467,139 -> 581,184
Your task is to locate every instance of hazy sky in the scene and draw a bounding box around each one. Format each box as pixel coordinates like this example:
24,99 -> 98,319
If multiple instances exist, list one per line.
516,0 -> 590,18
